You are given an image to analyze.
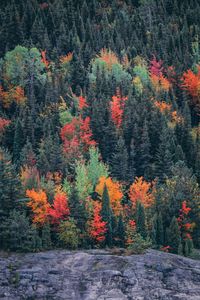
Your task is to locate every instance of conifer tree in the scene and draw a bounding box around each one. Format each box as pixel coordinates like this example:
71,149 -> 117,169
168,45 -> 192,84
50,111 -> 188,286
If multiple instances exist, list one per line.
136,202 -> 147,239
101,184 -> 113,247
167,216 -> 182,254
117,214 -> 125,247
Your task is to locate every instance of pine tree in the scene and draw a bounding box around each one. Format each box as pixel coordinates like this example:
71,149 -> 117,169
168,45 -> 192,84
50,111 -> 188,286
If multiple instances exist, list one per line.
42,223 -> 52,250
167,216 -> 181,254
116,214 -> 125,247
0,148 -> 21,221
136,202 -> 146,239
138,120 -> 151,180
111,136 -> 129,181
101,184 -> 113,247
13,119 -> 24,166
155,123 -> 175,182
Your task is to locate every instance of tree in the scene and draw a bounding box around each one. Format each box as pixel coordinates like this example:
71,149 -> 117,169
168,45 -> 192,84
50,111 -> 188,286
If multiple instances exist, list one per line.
87,201 -> 107,245
58,218 -> 80,249
155,124 -> 175,182
96,176 -> 123,216
48,193 -> 70,224
101,184 -> 113,246
111,136 -> 129,182
87,147 -> 109,187
0,210 -> 41,252
136,202 -> 147,239
0,148 -> 21,221
129,177 -> 155,209
167,216 -> 182,254
151,213 -> 164,247
138,120 -> 151,179
26,189 -> 50,226
42,223 -> 52,250
116,214 -> 125,247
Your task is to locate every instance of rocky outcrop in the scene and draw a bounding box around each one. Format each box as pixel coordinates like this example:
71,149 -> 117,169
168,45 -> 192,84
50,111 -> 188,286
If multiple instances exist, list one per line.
0,249 -> 200,300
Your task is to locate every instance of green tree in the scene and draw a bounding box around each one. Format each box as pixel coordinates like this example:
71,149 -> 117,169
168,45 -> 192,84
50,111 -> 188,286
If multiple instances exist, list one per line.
58,218 -> 80,249
167,217 -> 181,254
116,214 -> 125,247
136,202 -> 147,239
101,184 -> 113,247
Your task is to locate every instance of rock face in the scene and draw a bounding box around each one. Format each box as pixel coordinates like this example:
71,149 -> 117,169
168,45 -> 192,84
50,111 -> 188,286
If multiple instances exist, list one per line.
0,249 -> 200,300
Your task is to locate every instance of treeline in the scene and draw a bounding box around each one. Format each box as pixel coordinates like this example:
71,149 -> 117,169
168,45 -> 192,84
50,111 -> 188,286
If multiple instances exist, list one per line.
0,0 -> 200,255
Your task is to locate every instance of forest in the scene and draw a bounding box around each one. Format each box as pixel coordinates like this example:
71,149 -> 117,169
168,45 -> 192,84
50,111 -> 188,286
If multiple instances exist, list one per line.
0,0 -> 200,257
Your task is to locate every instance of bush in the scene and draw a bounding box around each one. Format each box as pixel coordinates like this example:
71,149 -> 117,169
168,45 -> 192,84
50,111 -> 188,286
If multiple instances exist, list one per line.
58,218 -> 80,249
126,233 -> 152,255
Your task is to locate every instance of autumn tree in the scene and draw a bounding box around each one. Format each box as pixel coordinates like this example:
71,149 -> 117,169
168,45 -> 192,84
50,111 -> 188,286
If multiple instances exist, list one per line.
48,193 -> 70,224
96,176 -> 123,216
129,177 -> 155,209
87,201 -> 107,245
26,189 -> 50,226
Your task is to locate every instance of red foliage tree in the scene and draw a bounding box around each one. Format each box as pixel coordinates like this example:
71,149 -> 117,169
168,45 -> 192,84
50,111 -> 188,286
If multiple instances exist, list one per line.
177,201 -> 193,241
110,94 -> 127,128
48,193 -> 70,224
78,95 -> 88,110
60,116 -> 96,157
87,201 -> 107,243
149,56 -> 163,76
41,50 -> 49,68
0,117 -> 11,134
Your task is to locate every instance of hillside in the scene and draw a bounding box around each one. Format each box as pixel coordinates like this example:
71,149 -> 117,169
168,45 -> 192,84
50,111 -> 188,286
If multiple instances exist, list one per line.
0,0 -> 200,256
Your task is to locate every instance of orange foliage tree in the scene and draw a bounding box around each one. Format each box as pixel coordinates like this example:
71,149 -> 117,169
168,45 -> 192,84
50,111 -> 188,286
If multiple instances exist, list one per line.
0,85 -> 26,107
87,201 -> 107,243
48,192 -> 70,224
26,189 -> 50,225
96,176 -> 123,216
125,219 -> 136,246
181,66 -> 200,113
96,48 -> 119,70
129,177 -> 155,209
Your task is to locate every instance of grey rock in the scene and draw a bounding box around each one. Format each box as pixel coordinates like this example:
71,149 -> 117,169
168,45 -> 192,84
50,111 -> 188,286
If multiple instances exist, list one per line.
0,249 -> 200,300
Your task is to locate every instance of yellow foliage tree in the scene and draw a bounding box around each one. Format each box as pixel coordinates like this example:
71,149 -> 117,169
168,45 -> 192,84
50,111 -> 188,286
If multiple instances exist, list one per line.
96,176 -> 123,216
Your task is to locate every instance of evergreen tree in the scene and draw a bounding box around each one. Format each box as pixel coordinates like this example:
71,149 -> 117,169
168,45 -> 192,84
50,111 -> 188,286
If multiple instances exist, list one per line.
42,223 -> 52,250
136,201 -> 147,239
116,214 -> 125,247
0,148 -> 21,221
167,216 -> 182,254
13,119 -> 24,165
111,136 -> 129,181
101,184 -> 113,247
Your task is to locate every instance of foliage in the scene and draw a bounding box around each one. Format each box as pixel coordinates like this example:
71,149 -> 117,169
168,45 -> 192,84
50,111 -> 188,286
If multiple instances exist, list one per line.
48,192 -> 70,224
87,201 -> 107,244
58,218 -> 80,249
26,189 -> 50,226
129,177 -> 155,209
96,176 -> 123,216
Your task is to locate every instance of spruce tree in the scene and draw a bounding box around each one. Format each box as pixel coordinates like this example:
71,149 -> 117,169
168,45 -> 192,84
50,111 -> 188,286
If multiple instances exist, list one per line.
167,216 -> 181,254
117,214 -> 125,247
111,136 -> 129,181
101,184 -> 113,247
136,202 -> 146,239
